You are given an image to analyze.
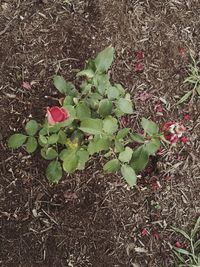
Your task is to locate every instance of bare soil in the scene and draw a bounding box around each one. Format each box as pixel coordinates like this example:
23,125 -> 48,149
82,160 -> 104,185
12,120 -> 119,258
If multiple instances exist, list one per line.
0,0 -> 200,266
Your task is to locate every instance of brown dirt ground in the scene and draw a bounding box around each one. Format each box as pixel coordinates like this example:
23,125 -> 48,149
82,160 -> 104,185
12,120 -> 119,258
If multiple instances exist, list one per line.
0,0 -> 200,266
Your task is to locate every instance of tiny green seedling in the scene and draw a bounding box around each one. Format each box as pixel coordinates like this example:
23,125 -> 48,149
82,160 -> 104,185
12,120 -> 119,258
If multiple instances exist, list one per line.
172,217 -> 200,267
177,56 -> 200,105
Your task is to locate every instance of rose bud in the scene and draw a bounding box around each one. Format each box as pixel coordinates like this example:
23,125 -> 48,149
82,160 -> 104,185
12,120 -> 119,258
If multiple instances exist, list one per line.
47,106 -> 69,125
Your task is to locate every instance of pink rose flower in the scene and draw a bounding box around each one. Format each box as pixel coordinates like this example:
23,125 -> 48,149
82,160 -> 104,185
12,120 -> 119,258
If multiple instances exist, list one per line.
175,241 -> 182,248
47,106 -> 69,125
135,51 -> 145,60
183,114 -> 191,121
181,136 -> 188,144
135,63 -> 144,71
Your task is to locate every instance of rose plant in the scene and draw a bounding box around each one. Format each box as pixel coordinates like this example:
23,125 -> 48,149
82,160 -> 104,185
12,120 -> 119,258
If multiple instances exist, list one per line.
8,47 -> 164,186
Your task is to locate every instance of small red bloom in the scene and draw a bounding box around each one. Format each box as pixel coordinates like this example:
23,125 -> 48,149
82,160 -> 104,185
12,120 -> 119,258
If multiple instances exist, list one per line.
141,228 -> 149,236
181,136 -> 188,144
175,241 -> 182,248
47,106 -> 69,125
176,154 -> 183,161
183,114 -> 191,121
135,51 -> 145,60
135,63 -> 144,71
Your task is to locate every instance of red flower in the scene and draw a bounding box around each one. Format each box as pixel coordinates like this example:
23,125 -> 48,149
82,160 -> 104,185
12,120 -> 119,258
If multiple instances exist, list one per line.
135,63 -> 144,71
141,228 -> 149,236
47,106 -> 69,125
183,114 -> 191,121
175,241 -> 182,248
181,136 -> 188,144
135,51 -> 145,60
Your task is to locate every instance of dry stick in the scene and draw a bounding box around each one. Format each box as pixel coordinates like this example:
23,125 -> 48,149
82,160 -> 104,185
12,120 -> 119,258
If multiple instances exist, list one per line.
0,15 -> 18,36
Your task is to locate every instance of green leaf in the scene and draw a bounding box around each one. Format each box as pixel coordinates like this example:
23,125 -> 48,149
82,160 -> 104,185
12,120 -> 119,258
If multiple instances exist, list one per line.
114,107 -> 125,118
144,138 -> 160,156
25,136 -> 37,153
39,135 -> 48,146
25,120 -> 39,136
77,150 -> 89,170
53,76 -> 78,96
39,126 -> 48,136
87,99 -> 99,110
53,75 -> 69,94
46,161 -> 62,183
63,150 -> 78,173
94,47 -> 114,73
116,128 -> 130,140
194,239 -> 200,249
59,149 -> 68,161
119,147 -> 133,163
121,165 -> 137,187
196,85 -> 200,95
131,133 -> 145,143
63,95 -> 74,105
8,134 -> 27,149
177,90 -> 193,105
77,69 -> 95,78
48,134 -> 59,145
107,86 -> 120,100
174,248 -> 193,256
130,146 -> 149,173
191,217 -> 200,239
172,227 -> 191,241
41,147 -> 58,160
141,118 -> 159,135
103,159 -> 120,173
58,130 -> 67,145
103,116 -> 118,134
114,140 -> 124,153
173,250 -> 186,264
93,74 -> 110,95
76,102 -> 91,121
90,93 -> 102,100
87,135 -> 111,155
79,118 -> 103,135
98,99 -> 113,117
115,83 -> 125,96
118,98 -> 133,114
